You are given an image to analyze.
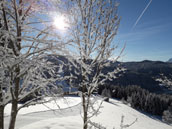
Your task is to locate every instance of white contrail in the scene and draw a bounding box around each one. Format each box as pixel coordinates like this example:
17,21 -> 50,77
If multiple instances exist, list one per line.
132,0 -> 153,30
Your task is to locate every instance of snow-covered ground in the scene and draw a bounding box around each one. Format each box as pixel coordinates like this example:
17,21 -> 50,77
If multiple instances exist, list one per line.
4,96 -> 172,129
5,97 -> 81,116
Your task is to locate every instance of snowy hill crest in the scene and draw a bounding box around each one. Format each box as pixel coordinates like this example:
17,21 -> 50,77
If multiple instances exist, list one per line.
168,58 -> 172,63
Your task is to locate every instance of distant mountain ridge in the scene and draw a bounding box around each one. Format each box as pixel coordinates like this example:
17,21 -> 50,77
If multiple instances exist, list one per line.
168,58 -> 172,63
99,60 -> 172,93
47,55 -> 172,93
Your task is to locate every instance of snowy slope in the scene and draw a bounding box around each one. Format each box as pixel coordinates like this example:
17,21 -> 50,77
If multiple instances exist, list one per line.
4,97 -> 81,116
4,97 -> 172,129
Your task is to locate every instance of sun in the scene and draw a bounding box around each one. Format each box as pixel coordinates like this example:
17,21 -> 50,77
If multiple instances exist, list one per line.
53,15 -> 69,31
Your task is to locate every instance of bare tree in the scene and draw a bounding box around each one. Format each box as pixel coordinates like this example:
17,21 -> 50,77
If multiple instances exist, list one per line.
0,0 -> 67,129
65,0 -> 125,128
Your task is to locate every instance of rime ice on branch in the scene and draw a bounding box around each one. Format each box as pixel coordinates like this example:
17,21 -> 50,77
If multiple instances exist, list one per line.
0,0 -> 68,129
64,0 -> 125,129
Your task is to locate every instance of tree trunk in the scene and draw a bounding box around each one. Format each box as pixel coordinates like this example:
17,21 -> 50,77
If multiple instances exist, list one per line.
82,93 -> 88,129
0,106 -> 4,129
8,100 -> 18,129
8,63 -> 20,129
83,110 -> 88,129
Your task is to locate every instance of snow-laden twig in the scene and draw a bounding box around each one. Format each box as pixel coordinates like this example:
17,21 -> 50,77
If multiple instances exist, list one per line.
0,0 -> 70,129
61,1 -> 125,129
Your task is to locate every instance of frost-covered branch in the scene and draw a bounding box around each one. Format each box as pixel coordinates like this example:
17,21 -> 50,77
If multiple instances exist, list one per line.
0,0 -> 69,129
62,0 -> 125,129
155,74 -> 172,90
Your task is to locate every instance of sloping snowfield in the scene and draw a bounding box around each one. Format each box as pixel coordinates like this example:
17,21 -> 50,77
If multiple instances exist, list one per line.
4,96 -> 172,129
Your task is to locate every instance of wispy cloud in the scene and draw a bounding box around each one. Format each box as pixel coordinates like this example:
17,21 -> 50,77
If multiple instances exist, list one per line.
116,23 -> 172,43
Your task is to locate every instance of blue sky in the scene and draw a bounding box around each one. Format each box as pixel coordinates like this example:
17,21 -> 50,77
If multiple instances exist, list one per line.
115,0 -> 172,62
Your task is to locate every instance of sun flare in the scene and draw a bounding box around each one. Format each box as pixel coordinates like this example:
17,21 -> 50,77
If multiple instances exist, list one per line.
53,15 -> 68,31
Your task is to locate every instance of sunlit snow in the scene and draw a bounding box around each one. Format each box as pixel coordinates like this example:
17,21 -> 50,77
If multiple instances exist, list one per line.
4,97 -> 172,129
